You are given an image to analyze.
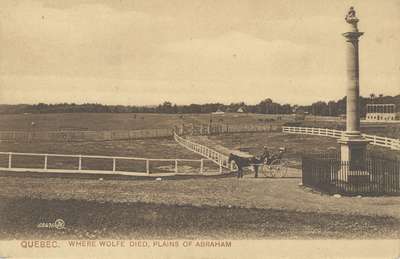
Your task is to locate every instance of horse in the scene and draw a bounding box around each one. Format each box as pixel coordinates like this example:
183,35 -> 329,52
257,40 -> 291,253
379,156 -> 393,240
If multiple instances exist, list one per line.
228,152 -> 268,178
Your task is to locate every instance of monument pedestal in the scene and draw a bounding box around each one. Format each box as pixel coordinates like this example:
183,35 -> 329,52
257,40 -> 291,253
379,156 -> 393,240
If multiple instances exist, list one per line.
337,133 -> 370,183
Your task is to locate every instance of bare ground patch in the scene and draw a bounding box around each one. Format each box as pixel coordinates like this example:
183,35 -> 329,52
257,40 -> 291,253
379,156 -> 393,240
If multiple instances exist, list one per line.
0,167 -> 399,239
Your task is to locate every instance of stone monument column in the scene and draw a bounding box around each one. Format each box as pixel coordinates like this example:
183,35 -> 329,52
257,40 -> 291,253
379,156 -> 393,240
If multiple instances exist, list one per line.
343,7 -> 362,136
338,7 -> 369,171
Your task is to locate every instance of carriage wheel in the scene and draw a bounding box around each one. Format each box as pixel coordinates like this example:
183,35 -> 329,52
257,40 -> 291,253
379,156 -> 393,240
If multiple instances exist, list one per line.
261,164 -> 273,177
273,161 -> 289,178
260,164 -> 269,177
273,166 -> 282,178
275,165 -> 286,178
268,161 -> 279,177
267,165 -> 277,177
269,166 -> 276,177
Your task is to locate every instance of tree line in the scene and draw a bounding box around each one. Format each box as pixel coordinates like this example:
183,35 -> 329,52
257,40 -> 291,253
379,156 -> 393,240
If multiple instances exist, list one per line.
0,94 -> 399,116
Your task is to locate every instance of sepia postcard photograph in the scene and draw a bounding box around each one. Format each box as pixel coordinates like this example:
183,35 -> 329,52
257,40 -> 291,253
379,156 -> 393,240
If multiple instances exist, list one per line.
0,0 -> 399,258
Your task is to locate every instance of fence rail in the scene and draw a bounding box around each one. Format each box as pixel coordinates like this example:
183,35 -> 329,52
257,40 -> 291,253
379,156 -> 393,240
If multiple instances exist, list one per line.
176,123 -> 281,136
0,151 -> 212,176
173,132 -> 235,172
282,126 -> 400,151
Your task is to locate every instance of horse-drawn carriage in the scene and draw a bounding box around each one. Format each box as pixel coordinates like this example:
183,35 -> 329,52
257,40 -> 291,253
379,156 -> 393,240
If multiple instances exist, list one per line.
228,147 -> 289,178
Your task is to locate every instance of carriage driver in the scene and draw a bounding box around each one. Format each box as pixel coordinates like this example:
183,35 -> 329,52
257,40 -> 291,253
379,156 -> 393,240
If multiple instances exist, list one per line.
272,147 -> 286,161
260,145 -> 270,164
261,146 -> 286,165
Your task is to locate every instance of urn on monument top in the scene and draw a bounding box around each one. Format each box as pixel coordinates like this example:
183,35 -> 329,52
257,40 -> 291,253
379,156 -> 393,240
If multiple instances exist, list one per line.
345,6 -> 359,32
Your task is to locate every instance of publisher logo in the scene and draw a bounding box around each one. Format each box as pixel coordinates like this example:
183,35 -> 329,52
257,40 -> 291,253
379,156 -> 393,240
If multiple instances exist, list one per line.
37,219 -> 65,230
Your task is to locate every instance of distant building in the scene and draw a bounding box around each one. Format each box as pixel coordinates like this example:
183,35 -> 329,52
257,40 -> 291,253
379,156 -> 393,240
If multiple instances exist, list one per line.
237,107 -> 246,113
366,104 -> 397,121
212,109 -> 225,115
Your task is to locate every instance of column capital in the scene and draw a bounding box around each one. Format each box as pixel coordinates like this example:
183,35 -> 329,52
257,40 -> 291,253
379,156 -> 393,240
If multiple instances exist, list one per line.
342,31 -> 364,40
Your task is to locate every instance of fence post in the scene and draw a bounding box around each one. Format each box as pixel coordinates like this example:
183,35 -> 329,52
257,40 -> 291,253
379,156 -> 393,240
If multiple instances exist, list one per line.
146,160 -> 150,174
175,159 -> 178,173
8,152 -> 12,169
200,159 -> 204,174
78,155 -> 82,170
44,154 -> 48,170
219,161 -> 222,174
113,158 -> 116,172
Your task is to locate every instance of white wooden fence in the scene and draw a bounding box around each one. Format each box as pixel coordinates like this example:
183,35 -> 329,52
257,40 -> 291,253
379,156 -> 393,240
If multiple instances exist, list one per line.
282,126 -> 400,151
362,133 -> 400,150
0,151 -> 211,176
174,132 -> 235,172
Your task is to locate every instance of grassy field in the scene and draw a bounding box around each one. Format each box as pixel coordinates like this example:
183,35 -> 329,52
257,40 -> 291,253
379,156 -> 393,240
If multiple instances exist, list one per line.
0,175 -> 399,239
0,113 -> 184,131
0,112 -> 286,131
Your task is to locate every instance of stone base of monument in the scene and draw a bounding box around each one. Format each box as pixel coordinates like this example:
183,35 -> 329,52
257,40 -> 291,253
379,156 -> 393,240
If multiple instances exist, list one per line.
337,133 -> 371,183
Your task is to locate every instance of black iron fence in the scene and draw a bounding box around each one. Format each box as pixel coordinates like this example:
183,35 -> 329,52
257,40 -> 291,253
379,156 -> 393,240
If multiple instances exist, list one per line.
302,153 -> 400,195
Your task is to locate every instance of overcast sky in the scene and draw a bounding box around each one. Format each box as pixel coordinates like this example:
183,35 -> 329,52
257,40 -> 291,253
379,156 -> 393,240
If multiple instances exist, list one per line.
0,0 -> 399,105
